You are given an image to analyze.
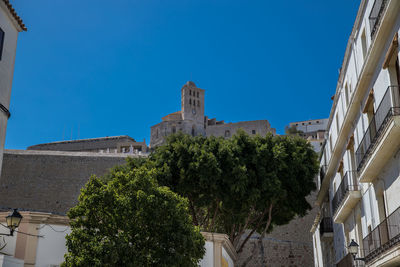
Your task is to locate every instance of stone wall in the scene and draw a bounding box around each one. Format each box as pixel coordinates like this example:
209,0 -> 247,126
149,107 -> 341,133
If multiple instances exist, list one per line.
27,136 -> 138,152
0,149 -> 130,214
206,120 -> 276,138
237,191 -> 318,267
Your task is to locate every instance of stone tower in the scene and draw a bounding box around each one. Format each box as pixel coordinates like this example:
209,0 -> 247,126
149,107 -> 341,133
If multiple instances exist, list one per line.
181,81 -> 205,124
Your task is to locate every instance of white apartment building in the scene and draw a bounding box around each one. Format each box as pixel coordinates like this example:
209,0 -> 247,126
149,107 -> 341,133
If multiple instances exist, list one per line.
0,0 -> 26,177
311,0 -> 400,266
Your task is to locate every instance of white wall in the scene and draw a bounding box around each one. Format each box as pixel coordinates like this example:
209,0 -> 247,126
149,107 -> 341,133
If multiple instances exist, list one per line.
35,224 -> 71,267
198,241 -> 213,267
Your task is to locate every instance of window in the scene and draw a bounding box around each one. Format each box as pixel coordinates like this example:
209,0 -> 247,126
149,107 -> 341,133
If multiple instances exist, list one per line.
361,29 -> 367,60
197,92 -> 199,98
0,27 -> 4,61
336,115 -> 340,135
189,99 -> 192,105
189,90 -> 191,96
198,100 -> 200,107
225,130 -> 230,137
252,130 -> 256,134
345,83 -> 349,106
172,126 -> 176,133
192,126 -> 195,136
193,99 -> 196,106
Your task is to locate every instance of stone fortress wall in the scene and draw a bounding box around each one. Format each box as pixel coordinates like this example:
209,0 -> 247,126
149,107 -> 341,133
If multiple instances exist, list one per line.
150,81 -> 276,147
28,136 -> 148,155
0,149 -> 130,214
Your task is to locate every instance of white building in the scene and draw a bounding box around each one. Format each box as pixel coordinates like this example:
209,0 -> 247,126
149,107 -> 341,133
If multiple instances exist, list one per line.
289,118 -> 328,152
311,0 -> 400,266
0,0 -> 26,178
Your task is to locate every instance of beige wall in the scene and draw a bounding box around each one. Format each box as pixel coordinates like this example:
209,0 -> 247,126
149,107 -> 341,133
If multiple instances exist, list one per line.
0,3 -> 22,178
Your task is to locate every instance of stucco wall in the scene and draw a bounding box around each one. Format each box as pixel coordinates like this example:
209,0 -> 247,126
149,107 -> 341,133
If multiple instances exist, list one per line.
0,4 -> 21,179
35,224 -> 71,267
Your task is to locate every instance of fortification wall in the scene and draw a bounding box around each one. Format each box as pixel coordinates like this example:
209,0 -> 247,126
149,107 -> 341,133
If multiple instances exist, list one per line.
206,120 -> 276,138
27,136 -> 136,152
0,150 -> 130,214
237,191 -> 318,267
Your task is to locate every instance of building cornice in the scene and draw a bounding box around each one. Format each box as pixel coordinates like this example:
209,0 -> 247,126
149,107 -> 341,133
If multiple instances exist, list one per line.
0,0 -> 27,31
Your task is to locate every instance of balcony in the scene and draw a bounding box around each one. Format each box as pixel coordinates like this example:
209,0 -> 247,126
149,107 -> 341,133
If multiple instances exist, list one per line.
319,217 -> 333,239
355,86 -> 400,182
332,171 -> 361,223
369,0 -> 388,38
363,205 -> 400,264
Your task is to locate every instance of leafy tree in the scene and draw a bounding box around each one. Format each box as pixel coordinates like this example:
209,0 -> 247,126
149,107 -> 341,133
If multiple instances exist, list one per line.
149,130 -> 318,254
63,166 -> 205,267
285,124 -> 304,136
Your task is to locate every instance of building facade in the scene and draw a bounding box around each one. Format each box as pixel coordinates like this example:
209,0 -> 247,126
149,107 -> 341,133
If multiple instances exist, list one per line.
289,118 -> 328,152
312,1 -> 400,266
0,0 -> 26,178
150,81 -> 276,147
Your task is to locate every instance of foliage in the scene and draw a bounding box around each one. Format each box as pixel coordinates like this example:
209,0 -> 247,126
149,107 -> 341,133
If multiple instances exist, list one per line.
63,166 -> 205,267
149,130 -> 318,253
285,125 -> 304,136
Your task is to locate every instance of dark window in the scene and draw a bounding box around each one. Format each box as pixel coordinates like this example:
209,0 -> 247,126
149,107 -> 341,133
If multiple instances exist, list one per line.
189,99 -> 192,105
252,130 -> 256,134
192,127 -> 195,136
189,90 -> 191,95
172,126 -> 176,133
197,92 -> 199,98
225,130 -> 230,137
0,28 -> 4,61
198,100 -> 200,107
193,99 -> 196,106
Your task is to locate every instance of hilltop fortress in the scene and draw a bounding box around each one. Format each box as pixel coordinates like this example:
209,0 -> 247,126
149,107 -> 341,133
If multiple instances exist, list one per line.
150,81 -> 276,147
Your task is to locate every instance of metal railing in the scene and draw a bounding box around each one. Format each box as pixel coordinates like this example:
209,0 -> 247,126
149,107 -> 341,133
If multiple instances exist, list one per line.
332,171 -> 360,216
0,102 -> 10,118
369,0 -> 387,38
320,165 -> 327,184
319,217 -> 333,236
363,205 -> 400,262
355,86 -> 400,172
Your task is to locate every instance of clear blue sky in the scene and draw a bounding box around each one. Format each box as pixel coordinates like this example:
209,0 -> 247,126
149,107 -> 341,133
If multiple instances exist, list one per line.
6,0 -> 360,149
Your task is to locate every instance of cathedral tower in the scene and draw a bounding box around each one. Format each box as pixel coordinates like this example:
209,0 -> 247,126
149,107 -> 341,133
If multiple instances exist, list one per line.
181,81 -> 205,123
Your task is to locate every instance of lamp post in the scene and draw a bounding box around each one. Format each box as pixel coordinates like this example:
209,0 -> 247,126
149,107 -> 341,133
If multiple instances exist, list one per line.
348,239 -> 365,262
0,209 -> 22,236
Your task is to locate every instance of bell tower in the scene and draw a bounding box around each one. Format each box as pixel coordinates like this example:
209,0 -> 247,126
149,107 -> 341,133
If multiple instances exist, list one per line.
181,81 -> 205,123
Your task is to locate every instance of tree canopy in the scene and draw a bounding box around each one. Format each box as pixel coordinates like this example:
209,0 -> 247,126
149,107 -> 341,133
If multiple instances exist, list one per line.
63,166 -> 205,267
148,130 -> 318,253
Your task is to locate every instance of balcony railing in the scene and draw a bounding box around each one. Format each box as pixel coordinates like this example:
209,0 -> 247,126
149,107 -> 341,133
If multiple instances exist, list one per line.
355,86 -> 400,172
319,217 -> 333,237
363,205 -> 400,262
369,0 -> 387,38
320,165 -> 327,184
332,171 -> 360,216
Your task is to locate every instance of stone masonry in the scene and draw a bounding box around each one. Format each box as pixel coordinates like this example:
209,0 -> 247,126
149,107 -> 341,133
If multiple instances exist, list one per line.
150,81 -> 276,147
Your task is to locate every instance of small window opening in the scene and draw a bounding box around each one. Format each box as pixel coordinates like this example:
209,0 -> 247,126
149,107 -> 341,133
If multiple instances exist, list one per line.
252,130 -> 256,134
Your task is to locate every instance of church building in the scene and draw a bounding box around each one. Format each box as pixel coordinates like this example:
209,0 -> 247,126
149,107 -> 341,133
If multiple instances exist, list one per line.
150,81 -> 276,147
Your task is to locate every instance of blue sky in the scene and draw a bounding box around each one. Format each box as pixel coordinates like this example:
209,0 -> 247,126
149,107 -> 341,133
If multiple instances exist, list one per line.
6,0 -> 360,149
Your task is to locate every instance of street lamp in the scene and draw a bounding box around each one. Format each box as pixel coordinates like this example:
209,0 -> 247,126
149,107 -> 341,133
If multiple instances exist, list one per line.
348,239 -> 365,261
1,209 -> 22,236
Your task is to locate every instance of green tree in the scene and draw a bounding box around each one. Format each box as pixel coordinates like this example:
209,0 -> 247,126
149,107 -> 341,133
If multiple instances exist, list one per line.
63,166 -> 205,267
149,130 -> 318,254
